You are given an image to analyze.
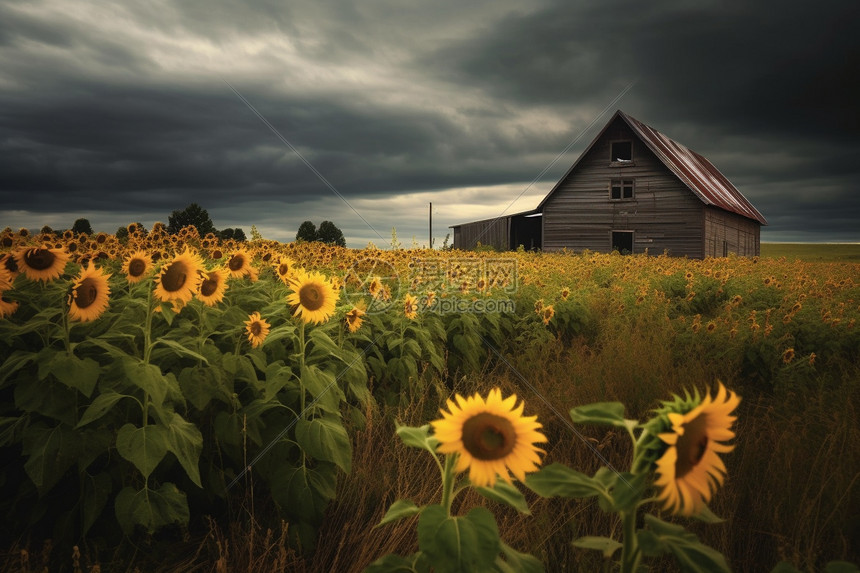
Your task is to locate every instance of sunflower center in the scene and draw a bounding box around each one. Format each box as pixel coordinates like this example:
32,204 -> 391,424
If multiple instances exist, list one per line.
74,279 -> 99,309
299,284 -> 325,311
161,262 -> 188,292
24,249 -> 56,270
228,256 -> 245,271
128,259 -> 146,277
200,276 -> 218,296
250,322 -> 262,336
461,412 -> 517,461
3,256 -> 18,273
675,416 -> 709,478
278,264 -> 290,276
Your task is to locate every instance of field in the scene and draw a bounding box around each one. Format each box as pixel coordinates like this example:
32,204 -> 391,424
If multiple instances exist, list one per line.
1,228 -> 858,573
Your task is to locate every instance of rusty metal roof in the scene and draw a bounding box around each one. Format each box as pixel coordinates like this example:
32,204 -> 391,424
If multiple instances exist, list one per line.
537,110 -> 767,225
618,111 -> 767,225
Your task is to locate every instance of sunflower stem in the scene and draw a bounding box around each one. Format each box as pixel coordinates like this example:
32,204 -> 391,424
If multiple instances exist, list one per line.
440,454 -> 457,516
620,508 -> 641,573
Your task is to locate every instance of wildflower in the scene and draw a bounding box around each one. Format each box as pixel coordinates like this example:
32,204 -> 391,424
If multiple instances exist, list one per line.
244,312 -> 270,348
123,250 -> 153,283
287,269 -> 338,325
431,388 -> 547,487
542,305 -> 555,325
14,247 -> 69,282
782,348 -> 795,363
154,247 -> 204,304
197,268 -> 229,307
653,382 -> 741,516
67,262 -> 111,322
345,305 -> 366,333
560,287 -> 570,301
404,293 -> 418,320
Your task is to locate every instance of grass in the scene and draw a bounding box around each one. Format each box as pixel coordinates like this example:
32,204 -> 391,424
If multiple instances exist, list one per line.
760,243 -> 860,262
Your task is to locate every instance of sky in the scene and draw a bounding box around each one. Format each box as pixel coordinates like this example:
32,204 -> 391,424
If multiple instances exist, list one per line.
1,0 -> 858,248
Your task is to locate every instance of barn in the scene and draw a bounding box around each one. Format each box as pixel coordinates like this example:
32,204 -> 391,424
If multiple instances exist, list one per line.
451,110 -> 767,258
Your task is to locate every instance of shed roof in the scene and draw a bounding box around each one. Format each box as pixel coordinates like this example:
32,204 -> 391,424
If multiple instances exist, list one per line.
537,110 -> 767,225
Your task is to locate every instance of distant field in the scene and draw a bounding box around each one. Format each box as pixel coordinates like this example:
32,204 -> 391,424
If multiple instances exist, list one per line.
760,242 -> 860,262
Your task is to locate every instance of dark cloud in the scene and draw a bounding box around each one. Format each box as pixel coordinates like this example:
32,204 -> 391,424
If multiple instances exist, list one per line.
1,0 -> 858,244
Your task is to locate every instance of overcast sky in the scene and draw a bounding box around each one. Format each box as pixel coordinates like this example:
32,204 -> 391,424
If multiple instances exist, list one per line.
1,0 -> 858,247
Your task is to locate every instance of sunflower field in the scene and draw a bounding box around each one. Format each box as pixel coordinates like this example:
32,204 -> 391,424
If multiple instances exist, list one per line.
0,225 -> 858,572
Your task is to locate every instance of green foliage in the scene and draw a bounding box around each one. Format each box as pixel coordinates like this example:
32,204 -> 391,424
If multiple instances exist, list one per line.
167,202 -> 216,235
318,220 -> 346,247
296,220 -> 318,242
71,217 -> 93,235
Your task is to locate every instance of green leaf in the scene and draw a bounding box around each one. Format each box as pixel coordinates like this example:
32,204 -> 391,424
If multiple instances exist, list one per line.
417,505 -> 500,573
638,514 -> 730,572
22,423 -> 79,493
81,471 -> 113,536
269,462 -> 337,522
572,536 -> 622,559
364,552 -> 431,573
123,357 -> 167,408
395,423 -> 440,455
691,504 -> 725,524
524,463 -> 606,499
570,402 -> 637,430
770,563 -> 802,573
163,411 -> 203,487
475,480 -> 531,515
295,415 -> 352,473
607,471 -> 647,513
76,391 -> 130,428
116,423 -> 169,479
14,378 -> 77,426
377,499 -> 423,527
824,562 -> 860,573
300,364 -> 343,414
178,366 -> 232,410
0,350 -> 37,386
152,338 -> 209,364
497,541 -> 545,573
114,482 -> 190,535
50,353 -> 100,398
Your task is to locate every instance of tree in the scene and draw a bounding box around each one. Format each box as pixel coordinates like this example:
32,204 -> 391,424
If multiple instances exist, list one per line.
296,221 -> 318,242
71,218 -> 93,236
317,220 -> 346,247
250,225 -> 263,242
168,203 -> 216,236
39,225 -> 55,236
115,226 -> 129,241
219,228 -> 247,242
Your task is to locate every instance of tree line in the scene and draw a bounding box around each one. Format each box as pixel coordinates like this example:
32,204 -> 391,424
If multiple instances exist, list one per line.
33,203 -> 346,246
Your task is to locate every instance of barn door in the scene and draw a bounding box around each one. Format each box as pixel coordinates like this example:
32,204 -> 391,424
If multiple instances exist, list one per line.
611,231 -> 634,254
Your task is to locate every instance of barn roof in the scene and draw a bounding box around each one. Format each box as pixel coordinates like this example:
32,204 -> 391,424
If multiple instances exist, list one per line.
537,110 -> 767,225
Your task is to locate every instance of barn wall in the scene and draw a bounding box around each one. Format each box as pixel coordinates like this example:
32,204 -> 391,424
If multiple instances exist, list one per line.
451,218 -> 509,250
542,116 -> 706,258
704,207 -> 761,257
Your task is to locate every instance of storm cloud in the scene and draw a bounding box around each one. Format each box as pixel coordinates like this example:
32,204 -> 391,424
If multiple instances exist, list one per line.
1,0 -> 857,245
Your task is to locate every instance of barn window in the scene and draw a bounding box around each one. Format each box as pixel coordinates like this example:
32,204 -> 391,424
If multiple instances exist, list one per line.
610,179 -> 634,200
611,141 -> 632,163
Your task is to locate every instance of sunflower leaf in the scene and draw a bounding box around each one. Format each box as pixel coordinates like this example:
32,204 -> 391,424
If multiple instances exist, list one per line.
570,402 -> 635,429
691,504 -> 725,524
364,552 -> 431,573
524,463 -> 606,499
573,536 -> 623,559
475,480 -> 531,515
114,482 -> 189,535
377,499 -> 423,528
151,338 -> 209,364
497,541 -> 545,573
295,415 -> 352,473
395,424 -> 440,455
638,513 -> 730,572
76,391 -> 130,428
116,422 -> 169,480
417,505 -> 500,573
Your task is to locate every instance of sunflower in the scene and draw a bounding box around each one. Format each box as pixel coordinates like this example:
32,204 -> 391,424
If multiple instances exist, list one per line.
542,305 -> 555,325
226,249 -> 254,279
123,250 -> 153,283
367,276 -> 383,299
273,256 -> 296,284
430,387 -> 547,488
14,247 -> 69,282
244,311 -> 270,348
1,253 -> 19,279
403,293 -> 418,320
345,304 -> 366,333
67,262 -> 112,322
0,273 -> 18,319
287,269 -> 338,325
653,382 -> 741,516
153,247 -> 204,304
197,268 -> 230,307
560,287 -> 571,301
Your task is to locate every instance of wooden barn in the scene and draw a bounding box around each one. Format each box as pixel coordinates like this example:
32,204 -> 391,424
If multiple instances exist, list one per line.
451,110 -> 767,258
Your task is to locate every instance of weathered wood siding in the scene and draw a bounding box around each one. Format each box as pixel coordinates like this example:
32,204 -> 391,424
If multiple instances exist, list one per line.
452,218 -> 509,250
542,116 -> 706,258
703,207 -> 761,257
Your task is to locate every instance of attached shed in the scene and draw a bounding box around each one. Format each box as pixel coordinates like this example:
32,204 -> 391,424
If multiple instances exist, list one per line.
452,110 -> 766,258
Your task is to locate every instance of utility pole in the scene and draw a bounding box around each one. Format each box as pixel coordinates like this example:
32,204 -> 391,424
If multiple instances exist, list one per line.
429,202 -> 433,249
